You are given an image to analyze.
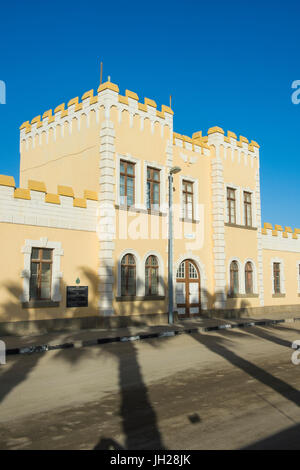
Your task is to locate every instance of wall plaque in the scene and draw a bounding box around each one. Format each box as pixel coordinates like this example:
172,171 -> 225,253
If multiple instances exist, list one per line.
66,286 -> 88,308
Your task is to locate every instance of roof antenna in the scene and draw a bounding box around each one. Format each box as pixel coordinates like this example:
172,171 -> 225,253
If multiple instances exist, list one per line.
100,61 -> 103,85
108,75 -> 111,82
169,94 -> 172,108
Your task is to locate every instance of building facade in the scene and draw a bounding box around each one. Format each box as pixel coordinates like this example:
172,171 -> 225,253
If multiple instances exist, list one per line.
0,80 -> 299,335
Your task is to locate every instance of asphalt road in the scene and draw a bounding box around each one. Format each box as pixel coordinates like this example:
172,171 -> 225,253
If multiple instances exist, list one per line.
0,323 -> 300,450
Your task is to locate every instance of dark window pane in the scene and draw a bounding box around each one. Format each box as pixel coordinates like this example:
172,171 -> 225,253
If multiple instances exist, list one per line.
127,164 -> 134,176
42,249 -> 52,260
31,248 -> 39,259
29,262 -> 39,299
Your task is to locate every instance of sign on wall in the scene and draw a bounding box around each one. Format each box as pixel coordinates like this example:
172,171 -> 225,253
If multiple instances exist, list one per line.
66,286 -> 88,308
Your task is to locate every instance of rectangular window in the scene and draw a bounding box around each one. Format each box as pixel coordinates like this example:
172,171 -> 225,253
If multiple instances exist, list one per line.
273,262 -> 281,294
244,191 -> 252,227
182,180 -> 194,220
30,248 -> 53,300
227,188 -> 236,224
147,167 -> 160,211
120,160 -> 135,207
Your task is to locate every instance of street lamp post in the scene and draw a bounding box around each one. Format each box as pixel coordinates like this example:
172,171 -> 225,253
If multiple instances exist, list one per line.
168,166 -> 181,324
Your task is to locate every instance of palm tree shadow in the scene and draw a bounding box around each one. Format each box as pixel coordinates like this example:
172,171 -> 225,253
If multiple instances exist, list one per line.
94,438 -> 124,450
190,330 -> 300,407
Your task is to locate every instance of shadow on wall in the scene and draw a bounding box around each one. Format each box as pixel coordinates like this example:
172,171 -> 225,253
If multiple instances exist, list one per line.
202,287 -> 251,320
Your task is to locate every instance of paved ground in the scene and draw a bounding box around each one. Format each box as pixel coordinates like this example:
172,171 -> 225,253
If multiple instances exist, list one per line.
0,323 -> 300,449
2,310 -> 299,350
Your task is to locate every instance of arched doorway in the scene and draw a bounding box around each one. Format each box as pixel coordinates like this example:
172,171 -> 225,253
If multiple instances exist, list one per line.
176,259 -> 201,317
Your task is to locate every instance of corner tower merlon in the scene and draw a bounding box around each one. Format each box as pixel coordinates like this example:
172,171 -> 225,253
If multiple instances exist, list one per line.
97,81 -> 120,119
207,126 -> 225,144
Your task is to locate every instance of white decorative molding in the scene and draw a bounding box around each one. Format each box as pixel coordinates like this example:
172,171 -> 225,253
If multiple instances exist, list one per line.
98,120 -> 116,316
254,170 -> 264,305
0,186 -> 97,232
262,232 -> 300,253
209,134 -> 226,309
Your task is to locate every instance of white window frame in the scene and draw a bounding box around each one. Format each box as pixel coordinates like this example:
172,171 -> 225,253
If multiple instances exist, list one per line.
21,238 -> 63,302
142,251 -> 165,296
228,257 -> 243,294
116,154 -> 142,209
179,175 -> 200,222
271,258 -> 285,295
117,249 -> 143,297
241,187 -> 256,227
244,258 -> 258,294
225,184 -> 241,225
143,161 -> 167,213
297,261 -> 300,294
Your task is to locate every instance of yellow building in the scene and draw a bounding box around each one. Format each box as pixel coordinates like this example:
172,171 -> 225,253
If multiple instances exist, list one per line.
0,80 -> 299,335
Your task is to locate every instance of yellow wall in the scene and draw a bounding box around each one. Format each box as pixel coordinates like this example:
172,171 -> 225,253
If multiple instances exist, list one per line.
20,109 -> 104,196
263,249 -> 300,307
0,223 -> 98,323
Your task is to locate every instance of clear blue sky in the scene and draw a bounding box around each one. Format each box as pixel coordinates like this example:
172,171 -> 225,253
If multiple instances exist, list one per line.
0,0 -> 299,227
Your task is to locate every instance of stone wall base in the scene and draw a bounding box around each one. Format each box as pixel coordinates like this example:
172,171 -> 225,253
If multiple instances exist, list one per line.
1,304 -> 300,336
0,313 -> 173,337
204,304 -> 300,319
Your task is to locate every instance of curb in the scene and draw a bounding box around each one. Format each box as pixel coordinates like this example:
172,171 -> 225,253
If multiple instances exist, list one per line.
5,317 -> 300,357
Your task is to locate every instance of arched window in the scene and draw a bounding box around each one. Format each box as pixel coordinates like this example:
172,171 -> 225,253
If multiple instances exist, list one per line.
230,261 -> 239,294
176,261 -> 185,279
121,254 -> 136,296
245,262 -> 253,294
145,255 -> 159,296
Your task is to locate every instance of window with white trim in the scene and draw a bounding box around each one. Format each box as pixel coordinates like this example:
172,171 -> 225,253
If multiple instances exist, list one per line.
120,160 -> 135,207
21,238 -> 63,304
146,167 -> 160,211
182,180 -> 194,220
273,262 -> 281,294
227,188 -> 236,224
230,261 -> 239,294
243,191 -> 252,227
30,248 -> 53,300
245,261 -> 253,294
121,253 -> 136,296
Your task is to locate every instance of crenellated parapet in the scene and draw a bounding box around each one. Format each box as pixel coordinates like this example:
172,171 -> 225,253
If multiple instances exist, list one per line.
172,126 -> 260,162
262,222 -> 300,239
262,222 -> 300,252
173,132 -> 210,156
206,126 -> 260,166
0,176 -> 98,231
19,81 -> 174,150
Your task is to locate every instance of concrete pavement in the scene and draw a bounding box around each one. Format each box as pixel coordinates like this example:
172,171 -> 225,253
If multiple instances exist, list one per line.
2,311 -> 300,355
0,322 -> 300,449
